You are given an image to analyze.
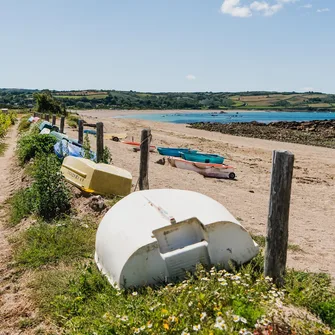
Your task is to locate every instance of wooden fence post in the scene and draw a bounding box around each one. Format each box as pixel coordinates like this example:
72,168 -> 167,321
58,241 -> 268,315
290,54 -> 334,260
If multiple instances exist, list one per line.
60,116 -> 65,133
96,122 -> 104,163
264,150 -> 294,287
78,120 -> 84,144
139,128 -> 151,190
33,112 -> 37,117
45,114 -> 50,122
52,114 -> 56,126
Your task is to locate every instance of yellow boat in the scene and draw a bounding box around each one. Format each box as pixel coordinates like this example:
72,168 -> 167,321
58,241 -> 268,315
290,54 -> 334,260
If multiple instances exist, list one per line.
104,133 -> 127,142
61,156 -> 132,196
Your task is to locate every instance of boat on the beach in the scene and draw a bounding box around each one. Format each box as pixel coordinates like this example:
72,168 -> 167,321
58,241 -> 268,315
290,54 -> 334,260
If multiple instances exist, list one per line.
61,156 -> 132,196
181,152 -> 224,164
95,189 -> 259,288
54,139 -> 96,161
168,157 -> 235,179
157,147 -> 197,157
50,131 -> 68,141
39,121 -> 59,132
84,129 -> 97,135
122,141 -> 156,152
104,133 -> 127,142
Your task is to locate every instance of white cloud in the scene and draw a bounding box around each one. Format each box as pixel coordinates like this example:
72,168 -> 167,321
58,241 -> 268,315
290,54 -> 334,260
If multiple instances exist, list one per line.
302,4 -> 312,9
220,0 -> 298,18
186,74 -> 196,81
220,0 -> 251,18
317,8 -> 330,13
250,1 -> 283,16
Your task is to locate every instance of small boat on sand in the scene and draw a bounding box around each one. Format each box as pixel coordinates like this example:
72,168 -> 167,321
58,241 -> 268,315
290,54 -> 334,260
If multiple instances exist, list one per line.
95,189 -> 258,288
181,152 -> 224,164
122,141 -> 156,152
61,156 -> 132,196
157,147 -> 197,157
104,133 -> 127,142
168,157 -> 235,179
84,129 -> 97,135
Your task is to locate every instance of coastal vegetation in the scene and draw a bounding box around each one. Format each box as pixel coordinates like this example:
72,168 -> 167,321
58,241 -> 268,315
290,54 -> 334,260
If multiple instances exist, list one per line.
1,88 -> 335,111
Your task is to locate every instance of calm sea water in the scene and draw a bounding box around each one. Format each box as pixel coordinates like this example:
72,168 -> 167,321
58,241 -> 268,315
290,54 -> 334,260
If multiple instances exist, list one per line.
116,111 -> 335,124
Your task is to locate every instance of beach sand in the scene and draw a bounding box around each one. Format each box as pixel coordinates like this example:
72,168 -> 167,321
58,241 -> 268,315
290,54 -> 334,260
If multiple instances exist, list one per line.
69,110 -> 335,279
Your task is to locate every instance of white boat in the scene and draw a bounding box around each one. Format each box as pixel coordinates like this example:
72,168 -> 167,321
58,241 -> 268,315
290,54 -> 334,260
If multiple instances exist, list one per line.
95,189 -> 259,288
168,157 -> 236,179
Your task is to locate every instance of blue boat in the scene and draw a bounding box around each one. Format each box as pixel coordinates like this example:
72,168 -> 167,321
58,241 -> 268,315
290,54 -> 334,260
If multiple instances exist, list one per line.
54,139 -> 96,161
181,152 -> 224,164
39,121 -> 59,132
84,129 -> 97,135
157,147 -> 198,157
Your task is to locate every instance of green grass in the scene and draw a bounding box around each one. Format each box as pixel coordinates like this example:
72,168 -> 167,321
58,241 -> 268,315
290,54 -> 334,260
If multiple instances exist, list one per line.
8,188 -> 34,226
0,142 -> 8,156
15,217 -> 96,268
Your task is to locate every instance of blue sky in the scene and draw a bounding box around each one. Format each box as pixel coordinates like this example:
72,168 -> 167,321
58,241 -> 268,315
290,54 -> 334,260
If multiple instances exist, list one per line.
0,0 -> 334,93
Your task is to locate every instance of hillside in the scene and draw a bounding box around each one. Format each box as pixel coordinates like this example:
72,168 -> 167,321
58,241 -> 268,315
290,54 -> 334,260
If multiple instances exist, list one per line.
1,89 -> 335,111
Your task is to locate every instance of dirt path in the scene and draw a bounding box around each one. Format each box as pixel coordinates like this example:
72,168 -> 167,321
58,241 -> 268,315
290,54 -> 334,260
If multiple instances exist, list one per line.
0,124 -> 34,335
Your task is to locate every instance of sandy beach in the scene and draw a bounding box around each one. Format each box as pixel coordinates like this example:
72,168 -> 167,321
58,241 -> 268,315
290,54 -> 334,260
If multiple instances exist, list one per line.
72,110 -> 335,279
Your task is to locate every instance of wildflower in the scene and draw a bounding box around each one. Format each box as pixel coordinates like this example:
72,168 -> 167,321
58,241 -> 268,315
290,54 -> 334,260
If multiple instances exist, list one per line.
188,301 -> 193,307
193,324 -> 201,331
181,331 -> 190,335
132,291 -> 138,296
116,314 -> 120,318
121,315 -> 129,322
239,329 -> 252,335
265,276 -> 272,282
201,277 -> 210,281
168,315 -> 177,323
163,322 -> 169,330
200,312 -> 207,321
240,317 -> 247,324
134,328 -> 140,334
220,281 -> 228,286
116,292 -> 122,296
161,308 -> 169,315
233,315 -> 240,322
140,325 -> 145,331
214,317 -> 226,330
147,321 -> 153,328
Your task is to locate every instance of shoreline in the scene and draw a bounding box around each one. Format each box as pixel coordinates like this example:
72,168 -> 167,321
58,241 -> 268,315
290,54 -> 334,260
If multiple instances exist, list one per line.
73,108 -> 335,118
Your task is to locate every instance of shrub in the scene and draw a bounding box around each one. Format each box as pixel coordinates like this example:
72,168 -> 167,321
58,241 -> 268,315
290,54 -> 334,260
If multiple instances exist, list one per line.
18,115 -> 31,133
17,132 -> 57,165
313,300 -> 335,328
15,217 -> 96,268
83,133 -> 93,159
67,113 -> 80,128
31,154 -> 71,220
101,145 -> 112,164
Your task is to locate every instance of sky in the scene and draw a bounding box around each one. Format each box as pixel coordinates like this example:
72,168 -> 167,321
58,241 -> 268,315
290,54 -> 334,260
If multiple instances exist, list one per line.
0,0 -> 334,93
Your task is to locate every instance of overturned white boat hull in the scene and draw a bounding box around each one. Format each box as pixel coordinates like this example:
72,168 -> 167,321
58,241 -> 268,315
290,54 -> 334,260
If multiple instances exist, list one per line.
95,189 -> 259,288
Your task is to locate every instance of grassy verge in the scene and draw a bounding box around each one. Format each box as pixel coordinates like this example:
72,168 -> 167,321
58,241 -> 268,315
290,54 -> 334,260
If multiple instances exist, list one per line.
67,113 -> 80,128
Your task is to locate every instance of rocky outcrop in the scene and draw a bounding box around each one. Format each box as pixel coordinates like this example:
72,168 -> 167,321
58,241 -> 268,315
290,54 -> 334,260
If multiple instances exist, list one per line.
188,120 -> 335,148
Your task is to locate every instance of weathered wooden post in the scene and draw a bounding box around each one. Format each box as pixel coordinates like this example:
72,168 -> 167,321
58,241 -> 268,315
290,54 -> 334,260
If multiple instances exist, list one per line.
52,114 -> 56,126
96,122 -> 104,163
45,113 -> 50,122
60,116 -> 65,133
139,128 -> 151,190
78,120 -> 84,144
264,150 -> 294,287
33,112 -> 37,117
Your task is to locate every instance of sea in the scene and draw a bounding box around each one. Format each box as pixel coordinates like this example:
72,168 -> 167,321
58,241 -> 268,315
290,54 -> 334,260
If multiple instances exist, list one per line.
116,111 -> 335,124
